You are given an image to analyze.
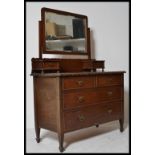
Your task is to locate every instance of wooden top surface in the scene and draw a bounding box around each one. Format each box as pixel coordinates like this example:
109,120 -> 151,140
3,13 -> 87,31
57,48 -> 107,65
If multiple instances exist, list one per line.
31,71 -> 126,77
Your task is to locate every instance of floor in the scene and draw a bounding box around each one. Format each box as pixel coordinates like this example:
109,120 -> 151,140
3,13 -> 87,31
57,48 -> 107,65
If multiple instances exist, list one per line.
26,121 -> 129,153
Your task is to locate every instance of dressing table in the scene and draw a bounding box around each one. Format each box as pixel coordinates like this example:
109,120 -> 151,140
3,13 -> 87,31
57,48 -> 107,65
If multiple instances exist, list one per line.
31,7 -> 125,152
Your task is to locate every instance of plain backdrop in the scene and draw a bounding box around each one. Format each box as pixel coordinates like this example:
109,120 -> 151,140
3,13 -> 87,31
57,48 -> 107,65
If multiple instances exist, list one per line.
26,2 -> 129,129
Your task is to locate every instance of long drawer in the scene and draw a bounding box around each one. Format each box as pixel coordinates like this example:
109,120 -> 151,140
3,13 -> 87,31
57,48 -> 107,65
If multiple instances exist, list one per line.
62,76 -> 95,90
64,102 -> 121,132
63,86 -> 122,109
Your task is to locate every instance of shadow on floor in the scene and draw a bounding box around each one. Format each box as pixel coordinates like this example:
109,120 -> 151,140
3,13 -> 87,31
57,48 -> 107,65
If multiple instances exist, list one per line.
40,130 -> 58,142
124,89 -> 129,130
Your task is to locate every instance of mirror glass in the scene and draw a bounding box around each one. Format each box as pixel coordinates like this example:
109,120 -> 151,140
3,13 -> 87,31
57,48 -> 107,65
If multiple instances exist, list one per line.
44,11 -> 87,53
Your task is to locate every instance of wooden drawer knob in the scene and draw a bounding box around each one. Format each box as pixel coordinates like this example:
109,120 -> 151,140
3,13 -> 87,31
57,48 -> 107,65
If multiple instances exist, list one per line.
107,91 -> 113,95
78,114 -> 85,121
109,78 -> 113,81
108,109 -> 112,114
76,80 -> 84,86
78,96 -> 85,103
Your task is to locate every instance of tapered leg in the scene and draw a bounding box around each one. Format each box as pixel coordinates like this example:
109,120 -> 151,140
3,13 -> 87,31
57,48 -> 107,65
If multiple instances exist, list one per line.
58,133 -> 64,152
33,77 -> 40,143
119,119 -> 124,132
35,127 -> 40,143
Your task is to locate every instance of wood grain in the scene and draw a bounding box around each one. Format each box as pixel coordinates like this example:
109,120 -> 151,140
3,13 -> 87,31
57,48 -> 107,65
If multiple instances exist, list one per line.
97,74 -> 123,87
64,101 -> 121,132
34,77 -> 60,131
63,86 -> 122,109
62,76 -> 95,90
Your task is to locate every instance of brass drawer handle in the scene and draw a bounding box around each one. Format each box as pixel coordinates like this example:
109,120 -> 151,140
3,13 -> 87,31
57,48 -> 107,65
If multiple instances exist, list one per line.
77,80 -> 84,86
107,91 -> 113,95
78,114 -> 85,121
78,96 -> 85,103
108,109 -> 112,114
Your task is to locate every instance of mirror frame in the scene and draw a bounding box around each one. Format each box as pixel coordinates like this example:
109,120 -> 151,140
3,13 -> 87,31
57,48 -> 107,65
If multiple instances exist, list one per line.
40,7 -> 90,57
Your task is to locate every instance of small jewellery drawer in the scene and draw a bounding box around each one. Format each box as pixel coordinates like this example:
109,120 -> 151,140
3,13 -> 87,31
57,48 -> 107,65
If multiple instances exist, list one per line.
63,86 -> 122,109
32,59 -> 60,71
97,74 -> 122,86
62,76 -> 95,90
64,102 -> 121,132
43,61 -> 59,70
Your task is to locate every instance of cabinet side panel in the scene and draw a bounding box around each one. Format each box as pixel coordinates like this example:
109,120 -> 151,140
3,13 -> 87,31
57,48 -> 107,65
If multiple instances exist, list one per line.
34,77 -> 59,131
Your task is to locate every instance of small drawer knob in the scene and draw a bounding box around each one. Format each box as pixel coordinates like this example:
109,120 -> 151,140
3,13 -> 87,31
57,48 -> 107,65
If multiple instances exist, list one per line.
78,114 -> 85,121
107,91 -> 113,95
108,109 -> 112,114
78,96 -> 85,103
77,80 -> 84,86
109,78 -> 113,81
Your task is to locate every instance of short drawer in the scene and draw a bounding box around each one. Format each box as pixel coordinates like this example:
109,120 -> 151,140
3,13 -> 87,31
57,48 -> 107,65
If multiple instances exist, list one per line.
63,86 -> 122,109
32,60 -> 43,70
97,74 -> 122,86
43,61 -> 59,70
62,76 -> 95,90
64,102 -> 121,132
32,59 -> 60,72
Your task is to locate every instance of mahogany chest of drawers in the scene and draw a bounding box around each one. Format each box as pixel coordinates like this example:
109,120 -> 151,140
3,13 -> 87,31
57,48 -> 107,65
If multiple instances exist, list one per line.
30,7 -> 126,152
32,71 -> 125,152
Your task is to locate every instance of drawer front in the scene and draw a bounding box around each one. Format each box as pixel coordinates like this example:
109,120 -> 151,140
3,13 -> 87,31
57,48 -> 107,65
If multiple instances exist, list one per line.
63,76 -> 95,90
82,61 -> 93,70
32,61 -> 43,70
97,74 -> 122,86
43,62 -> 59,70
93,61 -> 104,69
32,60 -> 59,71
63,86 -> 122,109
64,102 -> 121,132
63,90 -> 97,109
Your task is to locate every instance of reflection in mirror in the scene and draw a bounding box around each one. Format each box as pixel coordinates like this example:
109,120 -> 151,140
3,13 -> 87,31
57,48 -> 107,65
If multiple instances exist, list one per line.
45,12 -> 86,53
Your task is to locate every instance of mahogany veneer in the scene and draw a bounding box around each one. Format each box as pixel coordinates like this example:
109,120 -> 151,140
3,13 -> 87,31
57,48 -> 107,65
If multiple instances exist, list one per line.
32,58 -> 104,73
31,72 -> 125,152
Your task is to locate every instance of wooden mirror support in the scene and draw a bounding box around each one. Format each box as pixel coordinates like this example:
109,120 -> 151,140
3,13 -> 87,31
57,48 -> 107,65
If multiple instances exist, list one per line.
34,8 -> 104,73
